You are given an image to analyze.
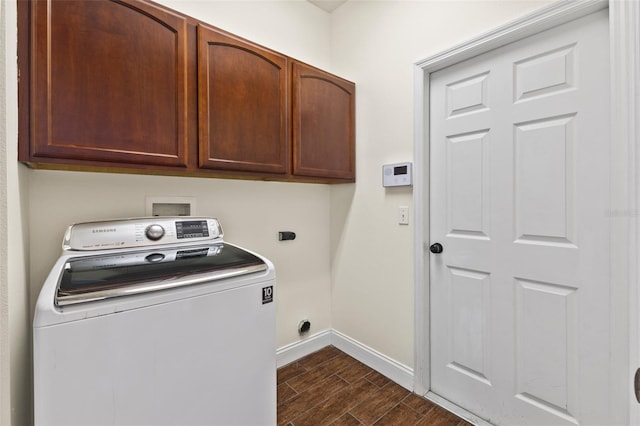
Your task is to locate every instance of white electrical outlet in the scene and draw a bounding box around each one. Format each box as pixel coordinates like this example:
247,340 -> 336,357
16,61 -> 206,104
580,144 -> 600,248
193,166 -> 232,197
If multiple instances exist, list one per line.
398,206 -> 409,225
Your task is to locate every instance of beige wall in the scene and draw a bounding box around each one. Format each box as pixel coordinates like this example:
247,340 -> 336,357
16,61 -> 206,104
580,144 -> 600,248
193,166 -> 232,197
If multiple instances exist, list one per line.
0,0 -> 9,422
329,0 -> 554,367
6,2 -> 333,425
26,1 -> 334,349
3,0 -> 32,423
2,1 -> 560,424
155,0 -> 332,71
28,172 -> 334,349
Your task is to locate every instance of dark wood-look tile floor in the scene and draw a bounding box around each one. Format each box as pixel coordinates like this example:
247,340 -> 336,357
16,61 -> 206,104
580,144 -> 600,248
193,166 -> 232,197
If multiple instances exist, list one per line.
277,346 -> 472,426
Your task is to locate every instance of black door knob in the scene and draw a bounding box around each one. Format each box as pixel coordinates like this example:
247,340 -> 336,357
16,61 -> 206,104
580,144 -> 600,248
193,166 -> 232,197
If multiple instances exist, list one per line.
429,243 -> 443,254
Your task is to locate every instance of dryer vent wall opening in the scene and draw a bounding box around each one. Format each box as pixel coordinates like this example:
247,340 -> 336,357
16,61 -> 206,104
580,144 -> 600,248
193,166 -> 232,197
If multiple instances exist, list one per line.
298,319 -> 311,336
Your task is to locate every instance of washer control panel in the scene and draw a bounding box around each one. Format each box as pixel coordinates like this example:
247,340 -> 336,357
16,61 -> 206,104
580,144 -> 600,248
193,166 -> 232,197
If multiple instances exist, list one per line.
145,224 -> 166,241
63,217 -> 223,251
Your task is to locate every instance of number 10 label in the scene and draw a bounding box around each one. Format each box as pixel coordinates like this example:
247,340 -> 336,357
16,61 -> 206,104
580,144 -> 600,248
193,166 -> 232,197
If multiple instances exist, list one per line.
262,286 -> 273,304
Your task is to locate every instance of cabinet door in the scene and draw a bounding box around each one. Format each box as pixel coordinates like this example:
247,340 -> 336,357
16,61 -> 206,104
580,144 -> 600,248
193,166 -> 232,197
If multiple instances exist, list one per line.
198,25 -> 288,174
30,0 -> 189,167
292,62 -> 355,181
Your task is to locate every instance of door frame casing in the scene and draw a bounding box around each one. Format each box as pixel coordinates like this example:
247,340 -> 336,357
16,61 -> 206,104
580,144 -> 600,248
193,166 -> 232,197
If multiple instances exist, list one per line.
413,0 -> 640,423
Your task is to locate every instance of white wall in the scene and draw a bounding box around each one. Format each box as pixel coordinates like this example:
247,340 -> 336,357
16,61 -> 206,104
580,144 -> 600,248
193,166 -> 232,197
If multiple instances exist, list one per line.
155,0 -> 332,70
329,0 -> 554,368
2,1 -> 563,424
2,0 -> 32,422
5,2 -> 333,425
29,172 -> 333,349
27,0 -> 333,348
0,0 -> 9,422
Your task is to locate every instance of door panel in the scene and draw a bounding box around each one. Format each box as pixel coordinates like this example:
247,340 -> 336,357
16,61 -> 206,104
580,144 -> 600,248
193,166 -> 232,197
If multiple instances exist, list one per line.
31,0 -> 189,167
430,10 -> 610,425
197,24 -> 289,174
292,61 -> 356,181
447,130 -> 491,239
514,115 -> 576,245
448,266 -> 492,385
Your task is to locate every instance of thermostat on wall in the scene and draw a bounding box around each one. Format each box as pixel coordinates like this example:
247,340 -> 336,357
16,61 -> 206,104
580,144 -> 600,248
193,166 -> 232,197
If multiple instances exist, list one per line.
383,162 -> 413,187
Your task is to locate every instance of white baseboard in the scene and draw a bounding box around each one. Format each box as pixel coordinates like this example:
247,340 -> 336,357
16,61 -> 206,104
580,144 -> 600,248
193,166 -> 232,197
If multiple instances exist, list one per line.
276,330 -> 488,425
276,329 -> 414,391
276,329 -> 332,368
330,329 -> 414,391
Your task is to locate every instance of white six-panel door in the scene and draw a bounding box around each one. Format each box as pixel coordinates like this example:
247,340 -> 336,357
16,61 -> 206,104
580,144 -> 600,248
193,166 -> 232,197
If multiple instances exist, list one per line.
429,10 -> 610,425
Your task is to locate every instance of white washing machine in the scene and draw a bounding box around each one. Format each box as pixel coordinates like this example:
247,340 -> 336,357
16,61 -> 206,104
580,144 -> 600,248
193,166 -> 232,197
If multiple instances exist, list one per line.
33,217 -> 276,426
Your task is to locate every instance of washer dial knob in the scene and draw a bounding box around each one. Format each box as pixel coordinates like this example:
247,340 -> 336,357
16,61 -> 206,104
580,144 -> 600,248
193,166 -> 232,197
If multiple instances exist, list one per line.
145,224 -> 165,241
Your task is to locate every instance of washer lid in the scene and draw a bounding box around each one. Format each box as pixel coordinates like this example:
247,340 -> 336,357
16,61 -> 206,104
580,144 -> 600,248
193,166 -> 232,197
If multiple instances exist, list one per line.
56,243 -> 267,306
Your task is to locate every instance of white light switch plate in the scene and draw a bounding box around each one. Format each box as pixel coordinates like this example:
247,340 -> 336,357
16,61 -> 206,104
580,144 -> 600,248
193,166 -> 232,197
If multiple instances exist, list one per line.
398,206 -> 409,225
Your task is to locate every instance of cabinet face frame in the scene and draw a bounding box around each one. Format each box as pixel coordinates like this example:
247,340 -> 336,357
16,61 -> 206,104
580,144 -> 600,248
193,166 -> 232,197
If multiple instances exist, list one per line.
197,24 -> 289,175
29,0 -> 190,167
292,61 -> 356,181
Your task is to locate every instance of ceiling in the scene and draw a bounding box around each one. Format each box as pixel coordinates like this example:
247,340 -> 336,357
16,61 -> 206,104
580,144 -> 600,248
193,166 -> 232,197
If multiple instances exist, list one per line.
307,0 -> 348,13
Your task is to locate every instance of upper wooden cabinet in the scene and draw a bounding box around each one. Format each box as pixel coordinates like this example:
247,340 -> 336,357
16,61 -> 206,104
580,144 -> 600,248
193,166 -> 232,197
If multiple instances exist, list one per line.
29,0 -> 189,167
19,0 -> 355,183
197,25 -> 289,175
292,62 -> 356,181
